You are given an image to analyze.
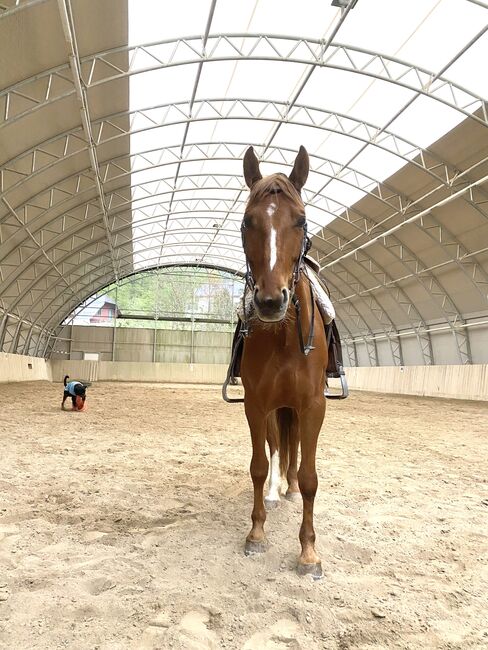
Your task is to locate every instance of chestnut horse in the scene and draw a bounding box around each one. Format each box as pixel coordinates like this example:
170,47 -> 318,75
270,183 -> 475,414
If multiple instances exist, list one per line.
239,146 -> 327,577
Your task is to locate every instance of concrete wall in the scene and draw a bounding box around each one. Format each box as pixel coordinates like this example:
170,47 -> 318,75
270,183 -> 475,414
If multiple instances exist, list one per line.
345,364 -> 488,401
49,360 -> 100,383
3,351 -> 487,401
49,360 -> 228,384
47,360 -> 488,400
0,352 -> 51,383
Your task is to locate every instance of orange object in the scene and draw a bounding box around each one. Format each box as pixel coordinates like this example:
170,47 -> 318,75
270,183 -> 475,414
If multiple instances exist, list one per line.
75,395 -> 85,411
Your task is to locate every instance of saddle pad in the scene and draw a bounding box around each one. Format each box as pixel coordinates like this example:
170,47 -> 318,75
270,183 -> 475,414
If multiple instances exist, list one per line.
302,262 -> 335,324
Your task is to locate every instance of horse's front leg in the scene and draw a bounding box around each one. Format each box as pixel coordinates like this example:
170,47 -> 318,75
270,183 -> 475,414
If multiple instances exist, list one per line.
285,414 -> 300,502
265,413 -> 281,510
297,397 -> 325,577
244,402 -> 269,555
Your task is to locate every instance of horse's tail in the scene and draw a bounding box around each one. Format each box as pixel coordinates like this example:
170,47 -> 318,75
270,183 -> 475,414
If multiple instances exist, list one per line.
277,407 -> 295,478
63,375 -> 69,386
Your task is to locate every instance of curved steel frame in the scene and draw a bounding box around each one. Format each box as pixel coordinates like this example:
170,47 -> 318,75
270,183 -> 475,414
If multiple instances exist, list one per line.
1,34 -> 487,131
1,6 -> 487,364
3,145 -> 487,332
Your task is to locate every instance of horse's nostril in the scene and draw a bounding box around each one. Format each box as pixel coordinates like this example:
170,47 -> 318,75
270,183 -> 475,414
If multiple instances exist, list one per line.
256,293 -> 285,311
282,288 -> 289,303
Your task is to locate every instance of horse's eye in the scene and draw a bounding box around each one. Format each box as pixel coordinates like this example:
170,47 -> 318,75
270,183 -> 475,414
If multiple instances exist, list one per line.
243,214 -> 252,228
295,216 -> 306,228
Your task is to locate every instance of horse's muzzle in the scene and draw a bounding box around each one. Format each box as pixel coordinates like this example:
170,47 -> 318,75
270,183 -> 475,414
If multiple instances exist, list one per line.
254,287 -> 289,322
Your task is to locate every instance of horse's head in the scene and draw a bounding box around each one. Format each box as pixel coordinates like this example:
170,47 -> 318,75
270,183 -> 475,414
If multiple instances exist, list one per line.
242,146 -> 309,322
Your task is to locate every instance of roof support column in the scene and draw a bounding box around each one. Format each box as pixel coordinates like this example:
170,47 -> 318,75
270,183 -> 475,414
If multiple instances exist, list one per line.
34,329 -> 47,358
343,339 -> 358,367
0,312 -> 9,351
366,337 -> 378,367
9,320 -> 23,354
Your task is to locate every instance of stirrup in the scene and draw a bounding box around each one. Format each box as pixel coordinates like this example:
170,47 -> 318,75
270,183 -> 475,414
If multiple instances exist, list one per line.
222,375 -> 245,403
324,366 -> 349,400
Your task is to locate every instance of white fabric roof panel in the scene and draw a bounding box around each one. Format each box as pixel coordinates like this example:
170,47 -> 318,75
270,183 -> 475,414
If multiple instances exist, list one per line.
0,0 -> 487,364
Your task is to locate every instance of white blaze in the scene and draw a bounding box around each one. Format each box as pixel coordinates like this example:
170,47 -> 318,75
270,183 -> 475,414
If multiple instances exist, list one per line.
269,228 -> 277,271
267,202 -> 277,271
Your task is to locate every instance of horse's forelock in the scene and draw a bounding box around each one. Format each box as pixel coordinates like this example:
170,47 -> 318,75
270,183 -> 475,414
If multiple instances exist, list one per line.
248,174 -> 304,212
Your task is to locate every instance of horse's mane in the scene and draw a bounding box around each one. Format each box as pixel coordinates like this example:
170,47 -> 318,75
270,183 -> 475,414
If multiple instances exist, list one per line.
247,173 -> 304,212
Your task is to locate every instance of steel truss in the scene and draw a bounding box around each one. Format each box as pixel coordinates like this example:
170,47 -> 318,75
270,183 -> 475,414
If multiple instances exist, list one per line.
1,35 -> 487,131
1,10 -> 487,363
56,0 -> 119,281
1,130 -> 486,263
2,142 -> 486,337
0,0 -> 47,19
2,90 -> 486,362
1,154 -> 486,363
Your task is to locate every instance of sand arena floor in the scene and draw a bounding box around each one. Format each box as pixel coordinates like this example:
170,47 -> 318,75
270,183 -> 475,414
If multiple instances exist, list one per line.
0,381 -> 487,649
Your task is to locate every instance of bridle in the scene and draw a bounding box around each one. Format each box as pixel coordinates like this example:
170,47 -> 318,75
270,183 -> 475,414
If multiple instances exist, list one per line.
239,216 -> 315,356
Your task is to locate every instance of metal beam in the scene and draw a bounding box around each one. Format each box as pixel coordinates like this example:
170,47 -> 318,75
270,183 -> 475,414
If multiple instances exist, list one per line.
0,0 -> 48,19
159,0 -> 217,262
4,140 -> 487,293
2,36 -> 487,131
3,177 -> 482,360
35,252 -> 247,332
2,101 -> 473,198
42,262 -> 245,336
323,173 -> 488,267
5,162 -> 486,342
56,0 -> 119,281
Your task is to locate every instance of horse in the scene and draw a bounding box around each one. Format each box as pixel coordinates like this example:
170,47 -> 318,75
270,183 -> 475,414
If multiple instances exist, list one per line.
238,145 -> 328,578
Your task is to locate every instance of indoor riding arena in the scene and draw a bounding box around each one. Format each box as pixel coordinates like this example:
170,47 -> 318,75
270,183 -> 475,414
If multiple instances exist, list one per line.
1,2 -> 487,649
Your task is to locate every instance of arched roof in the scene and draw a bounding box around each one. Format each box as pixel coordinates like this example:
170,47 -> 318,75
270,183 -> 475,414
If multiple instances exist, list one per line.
1,0 -> 487,363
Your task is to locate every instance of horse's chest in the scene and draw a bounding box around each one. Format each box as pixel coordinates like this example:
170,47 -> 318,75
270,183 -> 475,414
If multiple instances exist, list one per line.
242,327 -> 309,378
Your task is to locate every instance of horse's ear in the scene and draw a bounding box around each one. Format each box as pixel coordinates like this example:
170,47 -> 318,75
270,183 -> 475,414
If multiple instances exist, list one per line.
243,146 -> 262,189
289,145 -> 309,193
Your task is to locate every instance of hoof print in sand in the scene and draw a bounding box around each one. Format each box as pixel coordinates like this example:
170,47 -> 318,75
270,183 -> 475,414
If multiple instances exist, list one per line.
142,607 -> 220,649
243,619 -> 302,649
83,576 -> 116,596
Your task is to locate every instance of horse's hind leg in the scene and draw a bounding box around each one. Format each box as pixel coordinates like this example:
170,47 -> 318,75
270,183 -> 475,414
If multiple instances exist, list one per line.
265,411 -> 281,510
297,399 -> 325,577
244,403 -> 269,555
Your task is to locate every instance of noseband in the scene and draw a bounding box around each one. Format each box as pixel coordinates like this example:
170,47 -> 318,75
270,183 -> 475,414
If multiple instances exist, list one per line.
239,219 -> 315,356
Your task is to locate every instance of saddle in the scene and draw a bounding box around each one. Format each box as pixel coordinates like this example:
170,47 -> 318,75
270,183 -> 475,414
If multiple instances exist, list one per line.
223,259 -> 348,401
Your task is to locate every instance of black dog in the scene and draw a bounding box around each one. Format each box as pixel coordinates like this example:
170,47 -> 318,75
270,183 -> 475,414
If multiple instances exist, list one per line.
62,375 -> 87,410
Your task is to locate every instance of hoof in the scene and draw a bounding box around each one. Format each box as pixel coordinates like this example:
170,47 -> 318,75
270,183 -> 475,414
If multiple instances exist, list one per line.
297,561 -> 323,579
264,497 -> 280,510
245,539 -> 267,556
285,491 -> 301,503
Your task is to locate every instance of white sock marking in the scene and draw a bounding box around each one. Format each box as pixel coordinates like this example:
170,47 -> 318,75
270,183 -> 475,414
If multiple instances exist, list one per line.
267,450 -> 281,501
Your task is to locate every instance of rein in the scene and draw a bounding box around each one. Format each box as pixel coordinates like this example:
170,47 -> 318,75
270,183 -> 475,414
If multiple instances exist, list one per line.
292,280 -> 315,356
